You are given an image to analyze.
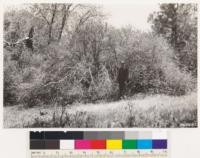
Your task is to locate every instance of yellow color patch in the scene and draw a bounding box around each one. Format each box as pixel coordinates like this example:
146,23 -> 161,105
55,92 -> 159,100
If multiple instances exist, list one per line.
106,140 -> 122,149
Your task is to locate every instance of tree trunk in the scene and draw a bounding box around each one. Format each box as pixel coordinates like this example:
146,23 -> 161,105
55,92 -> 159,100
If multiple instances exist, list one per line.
48,4 -> 57,44
58,4 -> 72,41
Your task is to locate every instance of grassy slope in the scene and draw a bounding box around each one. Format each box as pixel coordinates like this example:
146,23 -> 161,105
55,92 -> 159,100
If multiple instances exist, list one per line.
4,92 -> 197,128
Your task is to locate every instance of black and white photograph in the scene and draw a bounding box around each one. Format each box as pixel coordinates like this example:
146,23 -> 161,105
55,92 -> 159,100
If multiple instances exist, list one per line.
3,3 -> 197,128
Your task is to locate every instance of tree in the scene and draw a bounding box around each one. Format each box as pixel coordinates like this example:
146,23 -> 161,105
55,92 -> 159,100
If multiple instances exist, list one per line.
31,4 -> 58,44
148,3 -> 197,76
4,4 -> 195,107
58,4 -> 73,41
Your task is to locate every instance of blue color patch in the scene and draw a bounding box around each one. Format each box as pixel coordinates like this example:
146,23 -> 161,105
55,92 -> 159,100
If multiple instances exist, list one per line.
137,140 -> 152,149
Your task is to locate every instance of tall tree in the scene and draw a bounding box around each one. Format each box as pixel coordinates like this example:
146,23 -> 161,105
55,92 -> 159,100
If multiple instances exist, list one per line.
148,3 -> 197,76
31,4 -> 58,44
58,4 -> 73,41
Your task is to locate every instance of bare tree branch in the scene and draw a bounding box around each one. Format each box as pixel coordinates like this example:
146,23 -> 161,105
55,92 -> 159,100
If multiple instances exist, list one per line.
38,9 -> 50,25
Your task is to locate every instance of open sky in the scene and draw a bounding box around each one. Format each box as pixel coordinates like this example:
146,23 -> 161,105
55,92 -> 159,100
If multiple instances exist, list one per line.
103,4 -> 159,31
4,3 -> 160,32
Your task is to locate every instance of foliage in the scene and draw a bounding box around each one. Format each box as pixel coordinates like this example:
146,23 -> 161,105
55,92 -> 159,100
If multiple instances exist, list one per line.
148,3 -> 197,76
4,61 -> 18,105
3,4 -> 197,107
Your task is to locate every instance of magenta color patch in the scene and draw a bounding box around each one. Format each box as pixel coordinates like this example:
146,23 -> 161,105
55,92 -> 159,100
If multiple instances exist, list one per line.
75,140 -> 91,149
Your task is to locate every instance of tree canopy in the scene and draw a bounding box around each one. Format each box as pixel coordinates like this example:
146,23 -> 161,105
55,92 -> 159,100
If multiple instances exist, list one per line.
148,3 -> 197,76
4,3 -> 197,107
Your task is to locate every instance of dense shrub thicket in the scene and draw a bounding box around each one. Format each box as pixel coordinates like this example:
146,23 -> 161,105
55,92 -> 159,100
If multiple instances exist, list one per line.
3,4 -> 197,107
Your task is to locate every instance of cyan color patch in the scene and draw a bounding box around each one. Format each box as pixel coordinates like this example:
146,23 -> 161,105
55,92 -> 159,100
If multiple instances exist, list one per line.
137,140 -> 152,149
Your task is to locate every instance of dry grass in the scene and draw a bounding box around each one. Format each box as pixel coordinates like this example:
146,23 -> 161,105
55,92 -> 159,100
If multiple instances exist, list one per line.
4,92 -> 197,128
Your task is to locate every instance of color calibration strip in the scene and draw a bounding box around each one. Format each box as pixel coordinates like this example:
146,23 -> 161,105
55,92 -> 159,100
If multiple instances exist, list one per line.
30,131 -> 167,150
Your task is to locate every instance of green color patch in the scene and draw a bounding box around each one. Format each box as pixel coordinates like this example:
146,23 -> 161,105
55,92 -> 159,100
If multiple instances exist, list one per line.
122,140 -> 137,149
